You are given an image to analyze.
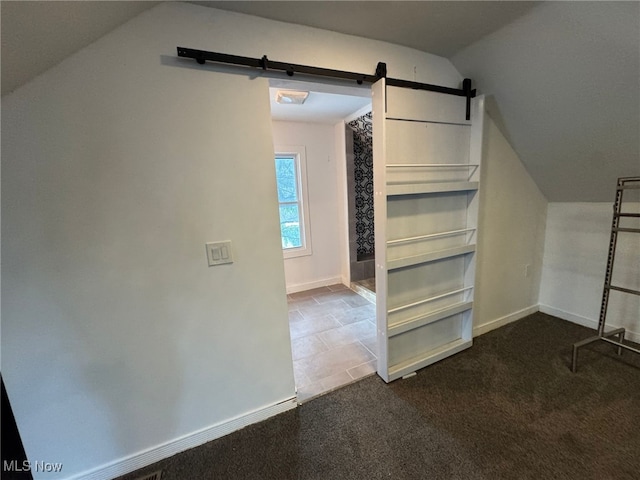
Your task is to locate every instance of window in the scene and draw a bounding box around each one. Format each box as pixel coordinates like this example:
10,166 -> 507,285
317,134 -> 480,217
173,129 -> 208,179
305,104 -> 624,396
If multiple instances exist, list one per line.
274,146 -> 312,258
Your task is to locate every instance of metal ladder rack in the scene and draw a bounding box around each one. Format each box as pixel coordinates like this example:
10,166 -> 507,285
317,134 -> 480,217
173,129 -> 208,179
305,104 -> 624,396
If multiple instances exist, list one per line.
571,176 -> 640,372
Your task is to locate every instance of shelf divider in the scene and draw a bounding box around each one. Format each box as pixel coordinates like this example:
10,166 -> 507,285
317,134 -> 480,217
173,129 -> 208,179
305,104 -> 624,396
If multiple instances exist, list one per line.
387,228 -> 475,246
387,338 -> 473,381
386,163 -> 479,168
387,181 -> 478,196
388,286 -> 473,315
388,244 -> 475,270
388,301 -> 473,337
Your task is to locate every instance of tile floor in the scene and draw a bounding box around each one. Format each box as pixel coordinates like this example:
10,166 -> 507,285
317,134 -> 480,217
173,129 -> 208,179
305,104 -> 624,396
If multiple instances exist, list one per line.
354,277 -> 376,292
351,277 -> 376,303
288,284 -> 377,402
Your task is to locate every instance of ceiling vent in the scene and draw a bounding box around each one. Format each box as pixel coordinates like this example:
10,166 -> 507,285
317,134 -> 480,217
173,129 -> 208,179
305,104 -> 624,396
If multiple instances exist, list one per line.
276,90 -> 309,105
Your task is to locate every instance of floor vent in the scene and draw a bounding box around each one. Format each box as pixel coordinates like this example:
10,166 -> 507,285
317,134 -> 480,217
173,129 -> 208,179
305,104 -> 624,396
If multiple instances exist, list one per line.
134,471 -> 162,480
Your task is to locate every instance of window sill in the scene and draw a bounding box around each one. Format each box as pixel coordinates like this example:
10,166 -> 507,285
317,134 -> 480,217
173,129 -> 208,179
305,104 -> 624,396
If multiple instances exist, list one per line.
283,246 -> 313,259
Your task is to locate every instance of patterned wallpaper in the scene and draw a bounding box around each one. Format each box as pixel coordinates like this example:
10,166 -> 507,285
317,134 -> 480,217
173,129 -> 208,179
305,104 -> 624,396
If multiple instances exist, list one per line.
348,112 -> 374,259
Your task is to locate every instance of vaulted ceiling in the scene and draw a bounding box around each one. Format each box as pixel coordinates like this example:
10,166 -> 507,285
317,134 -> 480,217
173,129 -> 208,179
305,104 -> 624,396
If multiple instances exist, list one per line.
190,1 -> 540,58
0,1 -> 159,95
452,2 -> 640,202
2,1 -> 638,201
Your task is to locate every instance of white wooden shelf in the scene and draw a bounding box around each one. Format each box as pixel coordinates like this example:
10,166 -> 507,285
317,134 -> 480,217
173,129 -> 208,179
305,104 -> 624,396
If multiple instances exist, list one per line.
386,117 -> 471,126
386,164 -> 479,168
373,79 -> 484,383
388,286 -> 473,315
387,244 -> 475,270
387,338 -> 473,381
386,181 -> 478,196
388,301 -> 473,337
387,228 -> 475,246
386,164 -> 478,185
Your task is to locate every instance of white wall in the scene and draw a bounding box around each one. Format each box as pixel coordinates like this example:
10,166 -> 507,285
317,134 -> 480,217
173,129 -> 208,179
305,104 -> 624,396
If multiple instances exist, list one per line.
452,2 -> 640,202
271,121 -> 342,292
334,121 -> 351,286
1,3 -> 469,479
473,113 -> 548,335
2,5 -> 299,479
540,202 -> 640,342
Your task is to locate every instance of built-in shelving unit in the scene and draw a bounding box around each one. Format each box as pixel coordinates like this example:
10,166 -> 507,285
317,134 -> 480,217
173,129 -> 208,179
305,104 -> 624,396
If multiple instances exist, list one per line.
386,244 -> 476,271
386,181 -> 479,196
373,80 -> 484,382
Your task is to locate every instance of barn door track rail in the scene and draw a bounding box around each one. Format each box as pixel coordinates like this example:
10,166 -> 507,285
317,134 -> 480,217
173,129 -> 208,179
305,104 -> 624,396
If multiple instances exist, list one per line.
176,47 -> 476,120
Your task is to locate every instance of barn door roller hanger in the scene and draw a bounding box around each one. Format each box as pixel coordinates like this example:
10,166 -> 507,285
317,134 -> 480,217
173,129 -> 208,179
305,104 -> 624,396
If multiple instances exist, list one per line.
176,47 -> 476,120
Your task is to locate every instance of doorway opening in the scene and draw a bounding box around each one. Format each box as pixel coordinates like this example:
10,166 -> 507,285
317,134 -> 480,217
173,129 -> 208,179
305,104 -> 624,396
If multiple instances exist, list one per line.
344,110 -> 376,302
268,78 -> 377,402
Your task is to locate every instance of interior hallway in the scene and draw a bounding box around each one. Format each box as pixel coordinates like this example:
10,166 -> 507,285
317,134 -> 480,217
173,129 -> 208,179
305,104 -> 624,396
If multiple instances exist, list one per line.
287,284 -> 377,402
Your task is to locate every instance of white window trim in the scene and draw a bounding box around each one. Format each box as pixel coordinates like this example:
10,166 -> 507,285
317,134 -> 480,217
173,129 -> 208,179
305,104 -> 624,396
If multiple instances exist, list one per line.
275,145 -> 313,259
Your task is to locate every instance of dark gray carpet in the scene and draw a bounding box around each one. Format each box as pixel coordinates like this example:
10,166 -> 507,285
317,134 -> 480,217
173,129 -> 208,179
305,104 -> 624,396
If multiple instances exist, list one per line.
118,313 -> 640,480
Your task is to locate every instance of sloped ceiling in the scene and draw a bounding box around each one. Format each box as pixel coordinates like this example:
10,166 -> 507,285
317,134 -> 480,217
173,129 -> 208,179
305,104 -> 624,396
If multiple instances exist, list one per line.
190,1 -> 540,58
2,1 -> 638,202
452,1 -> 640,202
0,1 -> 536,96
0,1 -> 158,96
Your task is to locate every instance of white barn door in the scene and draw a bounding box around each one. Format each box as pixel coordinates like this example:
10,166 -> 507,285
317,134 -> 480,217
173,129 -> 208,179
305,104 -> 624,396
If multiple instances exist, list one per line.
372,79 -> 484,382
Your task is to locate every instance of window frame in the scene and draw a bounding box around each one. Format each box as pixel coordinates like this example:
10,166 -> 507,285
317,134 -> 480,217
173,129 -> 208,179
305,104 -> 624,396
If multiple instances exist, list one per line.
274,145 -> 312,259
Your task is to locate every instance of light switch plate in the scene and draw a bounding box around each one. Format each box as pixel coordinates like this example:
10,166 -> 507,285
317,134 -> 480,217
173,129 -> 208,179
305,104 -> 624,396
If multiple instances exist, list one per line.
206,241 -> 233,266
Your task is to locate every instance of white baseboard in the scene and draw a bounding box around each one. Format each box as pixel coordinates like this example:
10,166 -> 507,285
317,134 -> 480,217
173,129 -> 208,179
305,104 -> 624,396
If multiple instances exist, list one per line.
69,397 -> 297,480
539,304 -> 597,329
539,304 -> 640,343
286,276 -> 344,294
473,305 -> 539,337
